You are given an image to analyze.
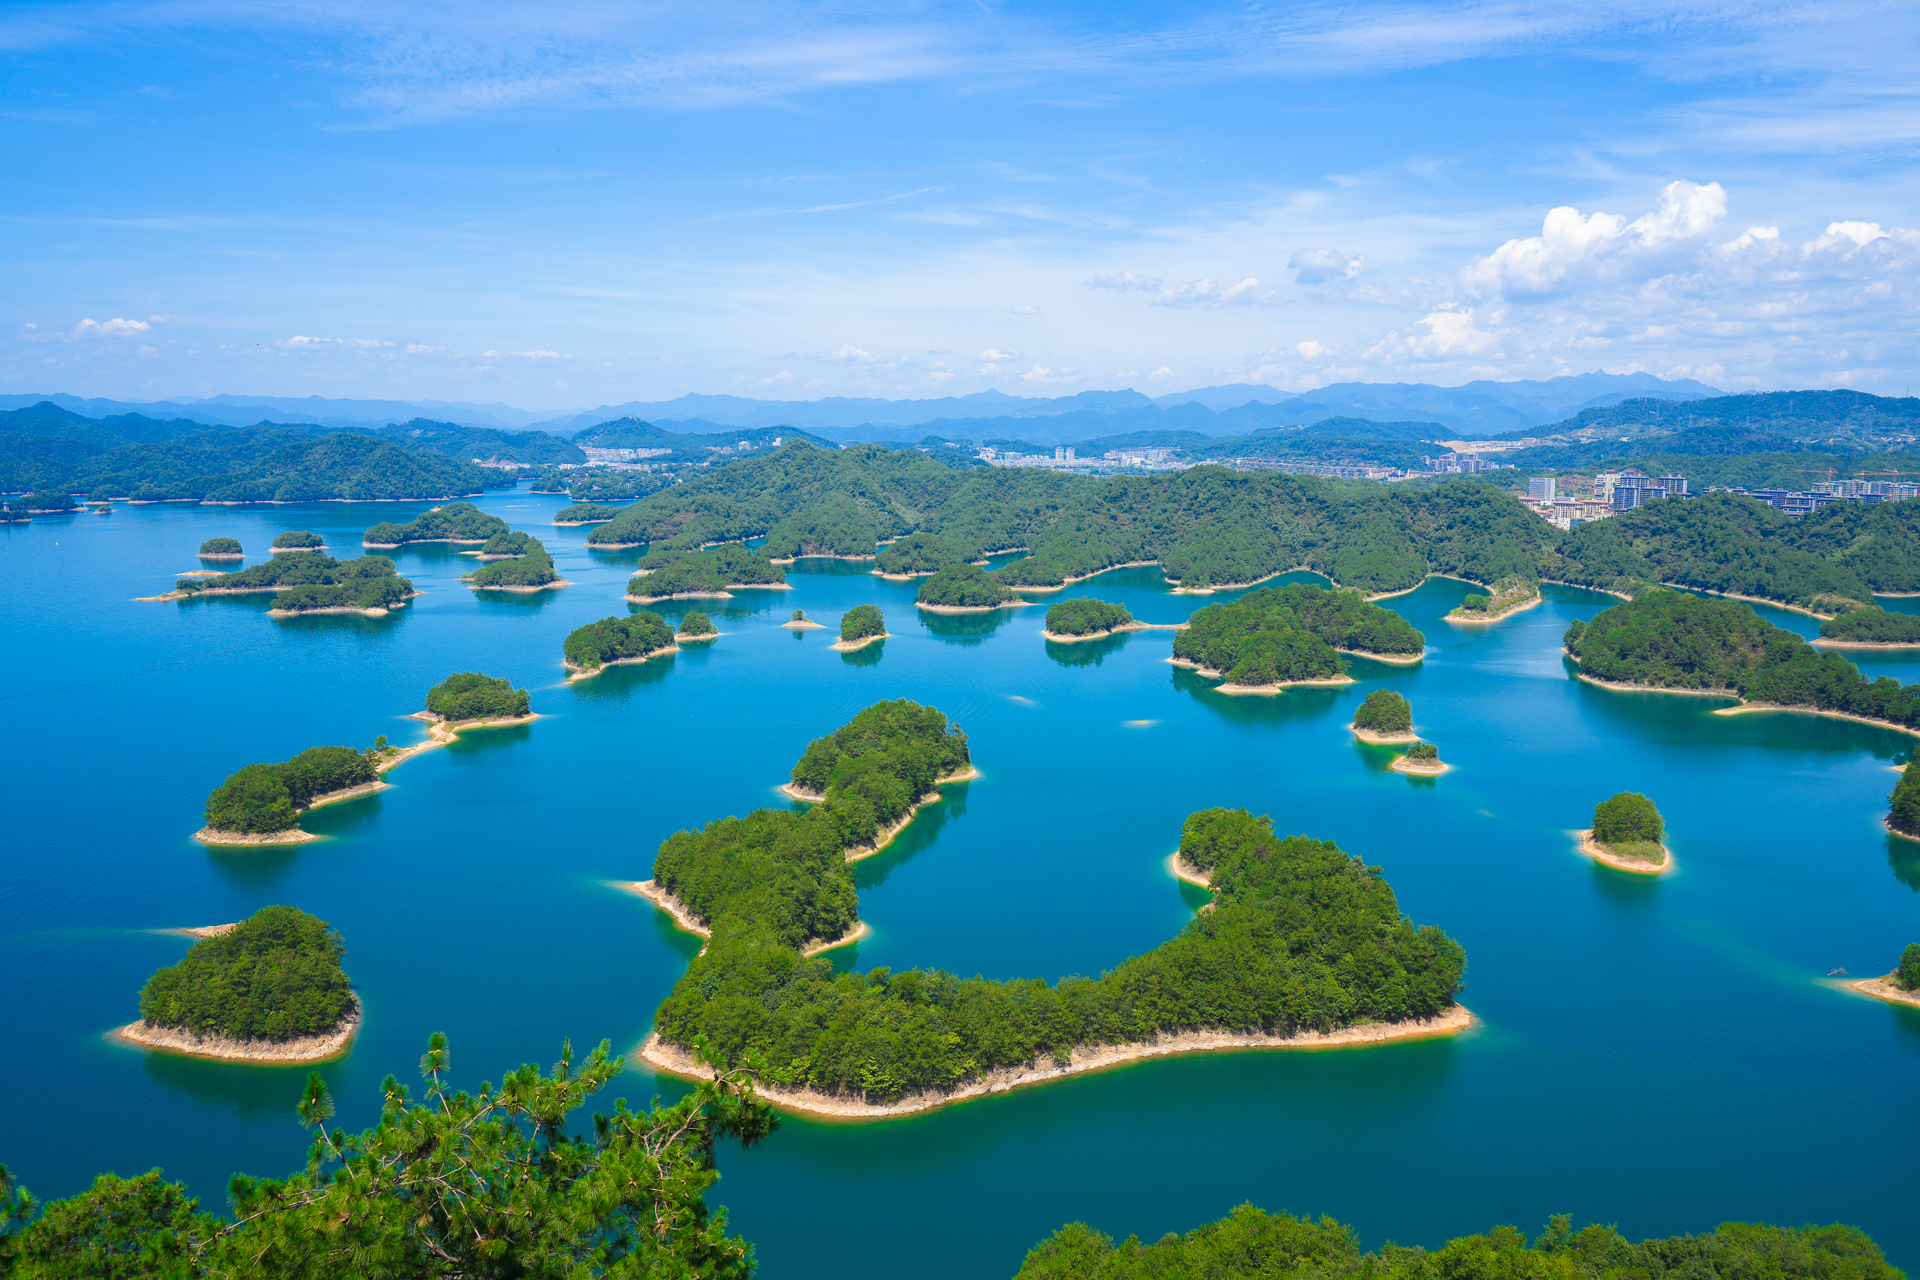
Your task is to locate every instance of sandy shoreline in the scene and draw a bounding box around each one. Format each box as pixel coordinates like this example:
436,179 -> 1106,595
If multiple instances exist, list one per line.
621,880 -> 872,958
830,631 -> 889,652
639,1004 -> 1475,1120
1334,646 -> 1425,666
362,537 -> 487,549
267,593 -> 421,618
627,590 -> 734,604
782,619 -> 827,629
565,645 -> 681,681
1167,656 -> 1354,693
1711,703 -> 1920,739
1167,852 -> 1212,888
1446,592 -> 1545,625
1390,756 -> 1451,777
779,766 -> 978,861
195,825 -> 318,846
1004,560 -> 1166,594
114,998 -> 360,1064
916,600 -> 1033,614
1577,830 -> 1671,875
1040,621 -> 1187,643
1351,726 -> 1420,744
468,578 -> 575,593
1813,637 -> 1920,650
1848,974 -> 1920,1009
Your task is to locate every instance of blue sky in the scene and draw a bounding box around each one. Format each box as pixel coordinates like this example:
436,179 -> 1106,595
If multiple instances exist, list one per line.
5,0 -> 1920,408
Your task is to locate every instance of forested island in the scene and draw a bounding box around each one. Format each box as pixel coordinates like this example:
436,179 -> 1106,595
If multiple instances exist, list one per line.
563,612 -> 677,677
643,782 -> 1467,1116
1447,575 -> 1541,623
1172,584 -> 1424,691
1564,590 -> 1920,734
198,744 -> 384,844
1351,689 -> 1417,743
1888,762 -> 1920,839
1043,597 -> 1139,640
1014,1207 -> 1901,1280
425,671 -> 531,723
553,501 -> 625,525
678,612 -> 717,640
1817,608 -> 1920,647
1392,742 -> 1447,775
119,906 -> 358,1062
916,562 -> 1019,611
625,544 -> 786,603
833,604 -> 887,651
466,534 -> 566,591
874,531 -> 967,577
158,552 -> 418,615
1578,792 -> 1670,873
197,536 -> 242,558
364,502 -> 507,547
270,530 -> 325,551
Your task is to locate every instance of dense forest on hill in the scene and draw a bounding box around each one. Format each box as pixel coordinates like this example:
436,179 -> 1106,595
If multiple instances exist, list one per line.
585,442 -> 1549,594
1174,584 -> 1425,685
204,745 -> 378,834
467,535 -> 560,588
380,417 -> 584,466
563,612 -> 676,671
1820,610 -> 1920,643
1045,597 -> 1134,636
874,530 -> 967,575
628,544 -> 785,598
137,906 -> 354,1042
917,562 -> 1016,607
425,672 -> 530,722
650,708 -> 1463,1104
364,501 -> 506,546
1014,1206 -> 1900,1280
0,401 -> 503,501
1500,389 -> 1920,447
1566,591 -> 1920,728
1544,492 -> 1907,609
553,501 -> 624,523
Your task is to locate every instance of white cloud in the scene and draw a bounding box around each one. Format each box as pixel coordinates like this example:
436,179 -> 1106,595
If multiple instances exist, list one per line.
73,317 -> 150,337
827,344 -> 877,362
1363,307 -> 1501,363
512,348 -> 563,358
1295,340 -> 1331,359
1011,304 -> 1041,315
1151,277 -> 1276,307
1288,249 -> 1361,285
978,348 -> 1020,361
1463,180 -> 1726,302
1083,271 -> 1162,291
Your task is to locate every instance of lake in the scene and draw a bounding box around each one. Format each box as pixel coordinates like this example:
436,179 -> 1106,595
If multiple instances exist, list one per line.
3,491 -> 1917,1278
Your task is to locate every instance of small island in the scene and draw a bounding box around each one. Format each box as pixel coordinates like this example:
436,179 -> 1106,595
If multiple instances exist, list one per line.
1817,608 -> 1920,649
563,612 -> 678,678
832,604 -> 888,652
1446,576 -> 1541,623
1351,689 -> 1418,743
1390,741 -> 1449,776
118,905 -> 359,1063
1849,944 -> 1920,1009
198,536 -> 244,560
1042,597 -> 1143,641
425,670 -> 532,722
364,502 -> 507,548
271,530 -> 327,552
874,532 -> 968,579
783,608 -> 826,630
466,534 -> 568,592
197,744 -> 386,845
553,502 -> 625,526
627,545 -> 788,604
677,612 -> 718,641
1578,791 -> 1671,874
916,562 -> 1021,612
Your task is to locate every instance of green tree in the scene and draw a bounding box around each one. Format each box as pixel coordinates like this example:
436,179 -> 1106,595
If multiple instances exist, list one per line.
1352,689 -> 1412,733
1593,792 -> 1663,844
1888,762 -> 1920,837
916,563 -> 1015,608
426,672 -> 531,722
1044,597 -> 1133,636
271,531 -> 324,549
198,537 -> 242,556
138,906 -> 353,1042
679,612 -> 718,638
839,604 -> 886,642
204,764 -> 297,834
1405,742 -> 1439,761
1896,943 -> 1920,991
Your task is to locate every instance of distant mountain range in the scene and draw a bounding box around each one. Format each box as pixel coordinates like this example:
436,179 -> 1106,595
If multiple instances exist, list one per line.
0,372 -> 1721,442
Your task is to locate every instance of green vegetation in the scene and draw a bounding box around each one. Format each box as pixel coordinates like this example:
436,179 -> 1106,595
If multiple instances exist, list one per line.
479,529 -> 536,556
1451,575 -> 1539,617
1353,689 -> 1413,733
839,604 -> 886,643
875,531 -> 968,575
1592,792 -> 1665,862
563,613 -> 676,671
628,545 -> 786,599
916,562 -> 1016,608
1566,590 -> 1920,730
1888,763 -> 1920,838
1014,1206 -> 1900,1280
364,501 -> 507,547
20,490 -> 77,512
560,469 -> 677,503
271,530 -> 323,549
1404,742 -> 1439,761
554,501 -> 624,523
1174,584 -> 1423,686
0,1036 -> 775,1278
177,552 -> 414,608
467,535 -> 560,588
791,609 -> 808,622
1820,609 -> 1920,644
1044,597 -> 1134,636
270,575 -> 416,614
649,715 -> 1461,1105
198,536 -> 241,556
763,494 -> 882,559
426,672 -> 530,722
1896,943 -> 1920,990
204,745 -> 379,833
679,612 -> 717,638
137,906 -> 353,1042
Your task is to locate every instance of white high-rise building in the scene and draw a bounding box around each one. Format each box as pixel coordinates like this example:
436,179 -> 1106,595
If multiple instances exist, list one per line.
1528,476 -> 1556,502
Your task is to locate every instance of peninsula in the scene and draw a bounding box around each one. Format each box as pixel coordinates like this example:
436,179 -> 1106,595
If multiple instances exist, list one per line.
626,544 -> 787,604
1445,576 -> 1542,624
1816,608 -> 1920,649
1577,791 -> 1671,874
563,612 -> 677,678
1170,583 -> 1421,692
118,905 -> 359,1063
1888,761 -> 1920,840
831,604 -> 888,652
642,796 -> 1467,1119
916,562 -> 1022,612
873,531 -> 968,578
1350,688 -> 1418,743
197,745 -> 385,845
552,501 -> 625,526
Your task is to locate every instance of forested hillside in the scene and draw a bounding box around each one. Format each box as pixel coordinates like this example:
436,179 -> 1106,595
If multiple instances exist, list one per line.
0,401 -> 504,502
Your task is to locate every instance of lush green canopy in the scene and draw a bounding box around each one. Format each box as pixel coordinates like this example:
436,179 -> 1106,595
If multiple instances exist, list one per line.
364,502 -> 507,547
1897,943 -> 1920,991
554,501 -> 624,523
564,613 -> 676,671
1404,742 -> 1439,761
839,604 -> 886,643
916,562 -> 1015,607
1820,609 -> 1920,643
138,906 -> 353,1041
426,672 -> 530,722
1014,1205 -> 1900,1280
1045,597 -> 1133,636
197,537 -> 241,555
1889,763 -> 1920,838
1593,792 -> 1664,845
468,535 -> 559,588
1173,584 -> 1422,686
1354,689 -> 1412,732
679,612 -> 718,638
875,531 -> 968,576
271,530 -> 324,548
177,551 -> 406,598
205,746 -> 378,833
628,546 -> 785,598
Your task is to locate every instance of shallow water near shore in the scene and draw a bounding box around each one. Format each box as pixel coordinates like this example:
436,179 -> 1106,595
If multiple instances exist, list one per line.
4,494 -> 1920,1277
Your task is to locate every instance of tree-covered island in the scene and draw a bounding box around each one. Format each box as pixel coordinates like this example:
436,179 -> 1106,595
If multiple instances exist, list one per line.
425,671 -> 532,723
915,561 -> 1019,611
833,604 -> 887,651
1043,597 -> 1139,640
1580,791 -> 1670,873
1391,741 -> 1448,776
1172,584 -> 1423,691
1565,590 -> 1920,734
363,501 -> 507,547
198,744 -> 385,844
270,530 -> 325,551
161,553 -> 419,616
121,906 -> 358,1061
1351,688 -> 1417,742
197,536 -> 243,558
563,612 -> 678,677
1817,608 -> 1920,647
1446,575 -> 1542,623
784,608 -> 825,629
465,534 -> 566,591
640,767 -> 1467,1115
874,531 -> 969,578
678,612 -> 718,640
552,501 -> 626,525
626,545 -> 787,603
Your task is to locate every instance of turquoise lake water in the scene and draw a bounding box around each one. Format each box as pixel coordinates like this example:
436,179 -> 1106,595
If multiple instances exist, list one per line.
4,491 -> 1919,1278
